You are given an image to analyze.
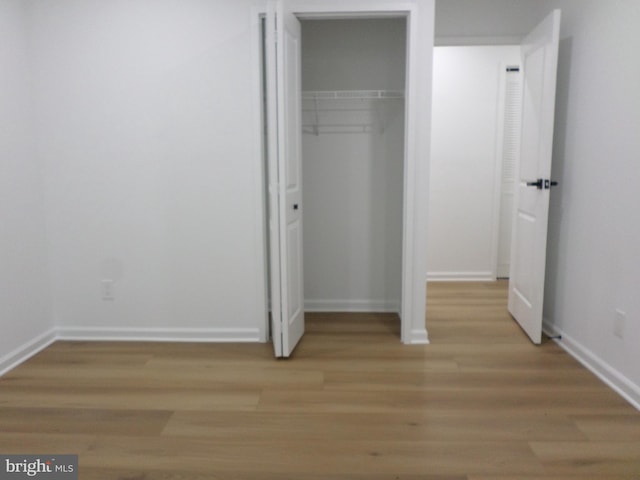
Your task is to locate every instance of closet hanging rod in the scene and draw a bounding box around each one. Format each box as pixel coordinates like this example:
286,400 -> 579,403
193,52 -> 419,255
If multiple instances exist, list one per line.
302,90 -> 404,100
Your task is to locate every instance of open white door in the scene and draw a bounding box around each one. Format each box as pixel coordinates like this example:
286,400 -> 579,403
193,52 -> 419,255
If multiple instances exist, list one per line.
508,10 -> 561,344
265,0 -> 304,358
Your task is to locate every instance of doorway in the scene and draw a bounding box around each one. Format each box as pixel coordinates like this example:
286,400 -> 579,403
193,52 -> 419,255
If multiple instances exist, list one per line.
427,10 -> 562,345
257,1 -> 435,356
427,46 -> 522,340
300,18 -> 406,317
428,45 -> 523,282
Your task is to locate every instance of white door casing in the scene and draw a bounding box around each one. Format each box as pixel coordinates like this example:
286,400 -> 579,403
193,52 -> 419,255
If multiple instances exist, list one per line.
508,10 -> 561,344
266,0 -> 304,358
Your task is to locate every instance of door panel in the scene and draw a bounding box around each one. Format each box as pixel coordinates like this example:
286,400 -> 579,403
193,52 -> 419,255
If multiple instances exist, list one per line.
287,221 -> 302,324
265,2 -> 282,357
279,3 -> 304,356
508,10 -> 561,344
520,47 -> 545,181
266,0 -> 304,358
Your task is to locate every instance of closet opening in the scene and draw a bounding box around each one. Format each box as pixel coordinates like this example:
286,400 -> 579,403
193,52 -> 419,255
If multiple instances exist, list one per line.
260,14 -> 409,344
301,18 -> 406,337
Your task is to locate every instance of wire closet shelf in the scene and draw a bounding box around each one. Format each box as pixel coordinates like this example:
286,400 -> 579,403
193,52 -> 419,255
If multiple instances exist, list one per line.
302,90 -> 404,135
302,90 -> 404,101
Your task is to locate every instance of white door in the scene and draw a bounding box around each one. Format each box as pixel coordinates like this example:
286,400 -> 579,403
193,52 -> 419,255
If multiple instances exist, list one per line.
508,10 -> 561,344
266,0 -> 304,358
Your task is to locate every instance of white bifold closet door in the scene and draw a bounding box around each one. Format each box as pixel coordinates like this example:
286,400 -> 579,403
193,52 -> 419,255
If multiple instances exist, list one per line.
265,0 -> 304,358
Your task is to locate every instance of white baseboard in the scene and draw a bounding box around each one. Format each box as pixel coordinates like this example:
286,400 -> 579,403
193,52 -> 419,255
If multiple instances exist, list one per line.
57,326 -> 262,343
0,328 -> 57,377
0,325 -> 262,377
408,328 -> 429,344
304,299 -> 400,313
543,320 -> 640,411
427,271 -> 495,282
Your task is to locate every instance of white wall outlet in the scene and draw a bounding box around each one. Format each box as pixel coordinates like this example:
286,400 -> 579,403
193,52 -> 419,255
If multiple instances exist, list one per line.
102,279 -> 115,301
613,309 -> 626,339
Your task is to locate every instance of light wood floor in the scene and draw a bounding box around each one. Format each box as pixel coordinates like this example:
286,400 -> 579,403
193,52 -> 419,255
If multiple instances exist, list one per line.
1,281 -> 639,479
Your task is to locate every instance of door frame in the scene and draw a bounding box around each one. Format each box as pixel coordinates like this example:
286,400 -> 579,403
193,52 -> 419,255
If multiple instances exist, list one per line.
252,0 -> 434,345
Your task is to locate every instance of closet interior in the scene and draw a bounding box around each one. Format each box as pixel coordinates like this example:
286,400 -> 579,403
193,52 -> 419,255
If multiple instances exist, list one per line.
300,18 -> 407,316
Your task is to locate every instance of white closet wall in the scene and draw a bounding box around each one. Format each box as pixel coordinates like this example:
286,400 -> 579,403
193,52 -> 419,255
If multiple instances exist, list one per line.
428,46 -> 521,281
301,19 -> 406,312
301,19 -> 406,91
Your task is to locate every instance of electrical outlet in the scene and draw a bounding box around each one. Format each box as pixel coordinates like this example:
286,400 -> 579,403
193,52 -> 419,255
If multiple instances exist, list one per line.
102,280 -> 114,301
613,309 -> 626,339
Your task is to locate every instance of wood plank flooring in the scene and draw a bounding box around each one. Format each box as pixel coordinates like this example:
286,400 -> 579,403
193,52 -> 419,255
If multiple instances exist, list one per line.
1,281 -> 639,479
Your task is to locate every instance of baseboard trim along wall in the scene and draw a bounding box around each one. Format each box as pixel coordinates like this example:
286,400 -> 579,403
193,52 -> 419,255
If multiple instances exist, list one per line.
304,299 -> 401,313
0,326 -> 262,378
427,271 -> 495,282
56,327 -> 263,343
410,328 -> 429,345
0,328 -> 57,377
543,320 -> 640,411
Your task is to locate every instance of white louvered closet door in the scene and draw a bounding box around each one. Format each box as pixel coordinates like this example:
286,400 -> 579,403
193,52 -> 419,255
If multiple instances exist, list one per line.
497,68 -> 523,278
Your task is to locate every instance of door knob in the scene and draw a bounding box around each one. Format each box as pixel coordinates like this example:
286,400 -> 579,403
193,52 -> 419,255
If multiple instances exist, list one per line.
526,179 -> 544,189
526,179 -> 558,190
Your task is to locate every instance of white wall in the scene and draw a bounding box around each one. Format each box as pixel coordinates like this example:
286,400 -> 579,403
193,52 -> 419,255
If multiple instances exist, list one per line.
301,19 -> 405,311
428,45 -> 520,281
434,0 -> 640,406
542,0 -> 640,405
29,0 -> 266,341
0,0 -> 53,372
